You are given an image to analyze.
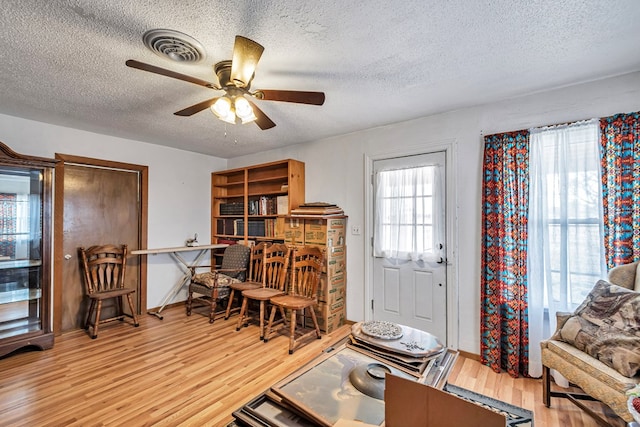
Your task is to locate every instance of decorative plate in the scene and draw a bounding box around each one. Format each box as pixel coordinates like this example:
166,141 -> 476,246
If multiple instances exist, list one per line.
351,322 -> 445,357
360,320 -> 403,340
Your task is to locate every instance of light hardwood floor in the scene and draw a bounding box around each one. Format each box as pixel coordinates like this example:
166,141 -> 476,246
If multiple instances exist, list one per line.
0,305 -> 627,426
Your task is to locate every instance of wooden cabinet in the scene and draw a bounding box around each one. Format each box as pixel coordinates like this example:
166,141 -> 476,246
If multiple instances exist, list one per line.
211,159 -> 305,244
0,141 -> 55,357
284,216 -> 347,332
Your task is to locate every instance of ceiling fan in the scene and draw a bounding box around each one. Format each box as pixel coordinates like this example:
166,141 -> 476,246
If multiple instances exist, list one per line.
126,35 -> 325,130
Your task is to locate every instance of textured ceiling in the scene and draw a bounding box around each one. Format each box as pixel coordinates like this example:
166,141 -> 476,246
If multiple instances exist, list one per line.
1,1 -> 640,158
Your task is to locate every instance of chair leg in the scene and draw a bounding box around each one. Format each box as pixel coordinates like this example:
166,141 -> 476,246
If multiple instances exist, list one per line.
186,288 -> 193,316
224,289 -> 235,320
85,299 -> 96,330
264,305 -> 277,342
125,294 -> 139,327
289,309 -> 297,354
279,306 -> 287,327
92,300 -> 103,339
308,306 -> 321,339
259,300 -> 265,340
236,297 -> 249,331
543,365 -> 551,407
209,298 -> 217,324
116,296 -> 124,320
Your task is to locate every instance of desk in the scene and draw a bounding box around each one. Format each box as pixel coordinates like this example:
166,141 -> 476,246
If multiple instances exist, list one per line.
131,244 -> 228,319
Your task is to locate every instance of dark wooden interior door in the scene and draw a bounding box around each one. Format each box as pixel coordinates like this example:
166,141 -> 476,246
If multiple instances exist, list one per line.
57,160 -> 143,332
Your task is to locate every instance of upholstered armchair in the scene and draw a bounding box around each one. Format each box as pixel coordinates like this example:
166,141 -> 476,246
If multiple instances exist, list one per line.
186,244 -> 251,323
541,261 -> 640,424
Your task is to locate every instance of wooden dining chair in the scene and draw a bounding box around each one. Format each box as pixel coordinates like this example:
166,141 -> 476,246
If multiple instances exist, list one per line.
224,242 -> 270,320
186,243 -> 251,323
236,243 -> 291,339
264,246 -> 323,354
79,244 -> 139,339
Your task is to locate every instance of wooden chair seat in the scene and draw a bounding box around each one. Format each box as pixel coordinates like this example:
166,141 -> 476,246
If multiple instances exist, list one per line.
269,294 -> 313,311
90,287 -> 137,300
229,281 -> 262,293
241,287 -> 284,301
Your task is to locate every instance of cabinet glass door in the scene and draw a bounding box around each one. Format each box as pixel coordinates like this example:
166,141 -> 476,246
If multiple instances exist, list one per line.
0,166 -> 43,339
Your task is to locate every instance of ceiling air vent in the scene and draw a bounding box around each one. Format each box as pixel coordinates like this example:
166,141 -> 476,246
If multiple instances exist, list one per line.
142,29 -> 206,63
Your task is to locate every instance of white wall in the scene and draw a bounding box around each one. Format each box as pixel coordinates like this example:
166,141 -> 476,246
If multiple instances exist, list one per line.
2,71 -> 639,353
227,71 -> 640,354
0,114 -> 227,308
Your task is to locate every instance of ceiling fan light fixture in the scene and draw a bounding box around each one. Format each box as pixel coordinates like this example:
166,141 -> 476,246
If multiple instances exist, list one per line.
235,96 -> 257,123
211,96 -> 232,117
211,97 -> 236,124
217,109 -> 237,125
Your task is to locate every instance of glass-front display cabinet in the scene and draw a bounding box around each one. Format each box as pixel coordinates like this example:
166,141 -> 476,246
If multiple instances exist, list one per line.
0,141 -> 55,357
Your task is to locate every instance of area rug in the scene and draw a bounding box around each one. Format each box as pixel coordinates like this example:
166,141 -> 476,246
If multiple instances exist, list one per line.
444,384 -> 534,427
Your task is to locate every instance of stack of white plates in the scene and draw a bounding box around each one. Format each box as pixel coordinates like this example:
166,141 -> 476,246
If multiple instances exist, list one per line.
349,321 -> 445,373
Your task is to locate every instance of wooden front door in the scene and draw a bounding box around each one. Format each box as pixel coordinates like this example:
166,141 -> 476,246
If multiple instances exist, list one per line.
54,155 -> 148,333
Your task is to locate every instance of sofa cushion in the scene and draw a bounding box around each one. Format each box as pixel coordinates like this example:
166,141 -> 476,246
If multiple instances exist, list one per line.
541,340 -> 638,394
189,281 -> 231,300
554,280 -> 640,377
635,262 -> 640,291
192,272 -> 241,288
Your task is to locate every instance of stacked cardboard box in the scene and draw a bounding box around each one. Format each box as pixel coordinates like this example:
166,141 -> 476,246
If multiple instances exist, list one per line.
283,216 -> 347,332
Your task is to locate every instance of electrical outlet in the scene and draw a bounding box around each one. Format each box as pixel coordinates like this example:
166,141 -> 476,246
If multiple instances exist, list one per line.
351,225 -> 361,235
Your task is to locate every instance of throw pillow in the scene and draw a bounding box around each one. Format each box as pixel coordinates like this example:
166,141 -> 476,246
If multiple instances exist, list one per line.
555,280 -> 640,378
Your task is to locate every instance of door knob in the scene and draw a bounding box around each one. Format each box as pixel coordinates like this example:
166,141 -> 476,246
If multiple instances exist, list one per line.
64,254 -> 72,260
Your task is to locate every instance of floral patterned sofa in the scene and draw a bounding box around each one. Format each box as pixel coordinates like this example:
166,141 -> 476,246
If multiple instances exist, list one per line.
541,261 -> 640,424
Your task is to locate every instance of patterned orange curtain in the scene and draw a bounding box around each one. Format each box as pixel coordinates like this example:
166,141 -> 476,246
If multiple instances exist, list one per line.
600,112 -> 640,268
480,130 -> 530,378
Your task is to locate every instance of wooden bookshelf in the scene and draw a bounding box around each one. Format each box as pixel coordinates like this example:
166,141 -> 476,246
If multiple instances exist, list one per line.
211,159 -> 305,245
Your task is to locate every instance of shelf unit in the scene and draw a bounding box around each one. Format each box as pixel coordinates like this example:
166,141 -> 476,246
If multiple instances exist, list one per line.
211,159 -> 305,245
0,141 -> 56,357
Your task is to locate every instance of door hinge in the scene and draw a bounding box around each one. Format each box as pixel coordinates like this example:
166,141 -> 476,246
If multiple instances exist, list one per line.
371,299 -> 374,310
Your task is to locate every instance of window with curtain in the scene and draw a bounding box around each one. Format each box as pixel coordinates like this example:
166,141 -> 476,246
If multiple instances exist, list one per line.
482,111 -> 640,379
527,119 -> 607,378
374,162 -> 444,262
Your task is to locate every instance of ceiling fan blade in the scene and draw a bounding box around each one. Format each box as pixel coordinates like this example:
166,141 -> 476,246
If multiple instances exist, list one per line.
257,90 -> 325,105
174,97 -> 219,116
230,36 -> 264,88
126,59 -> 216,88
247,100 -> 276,130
